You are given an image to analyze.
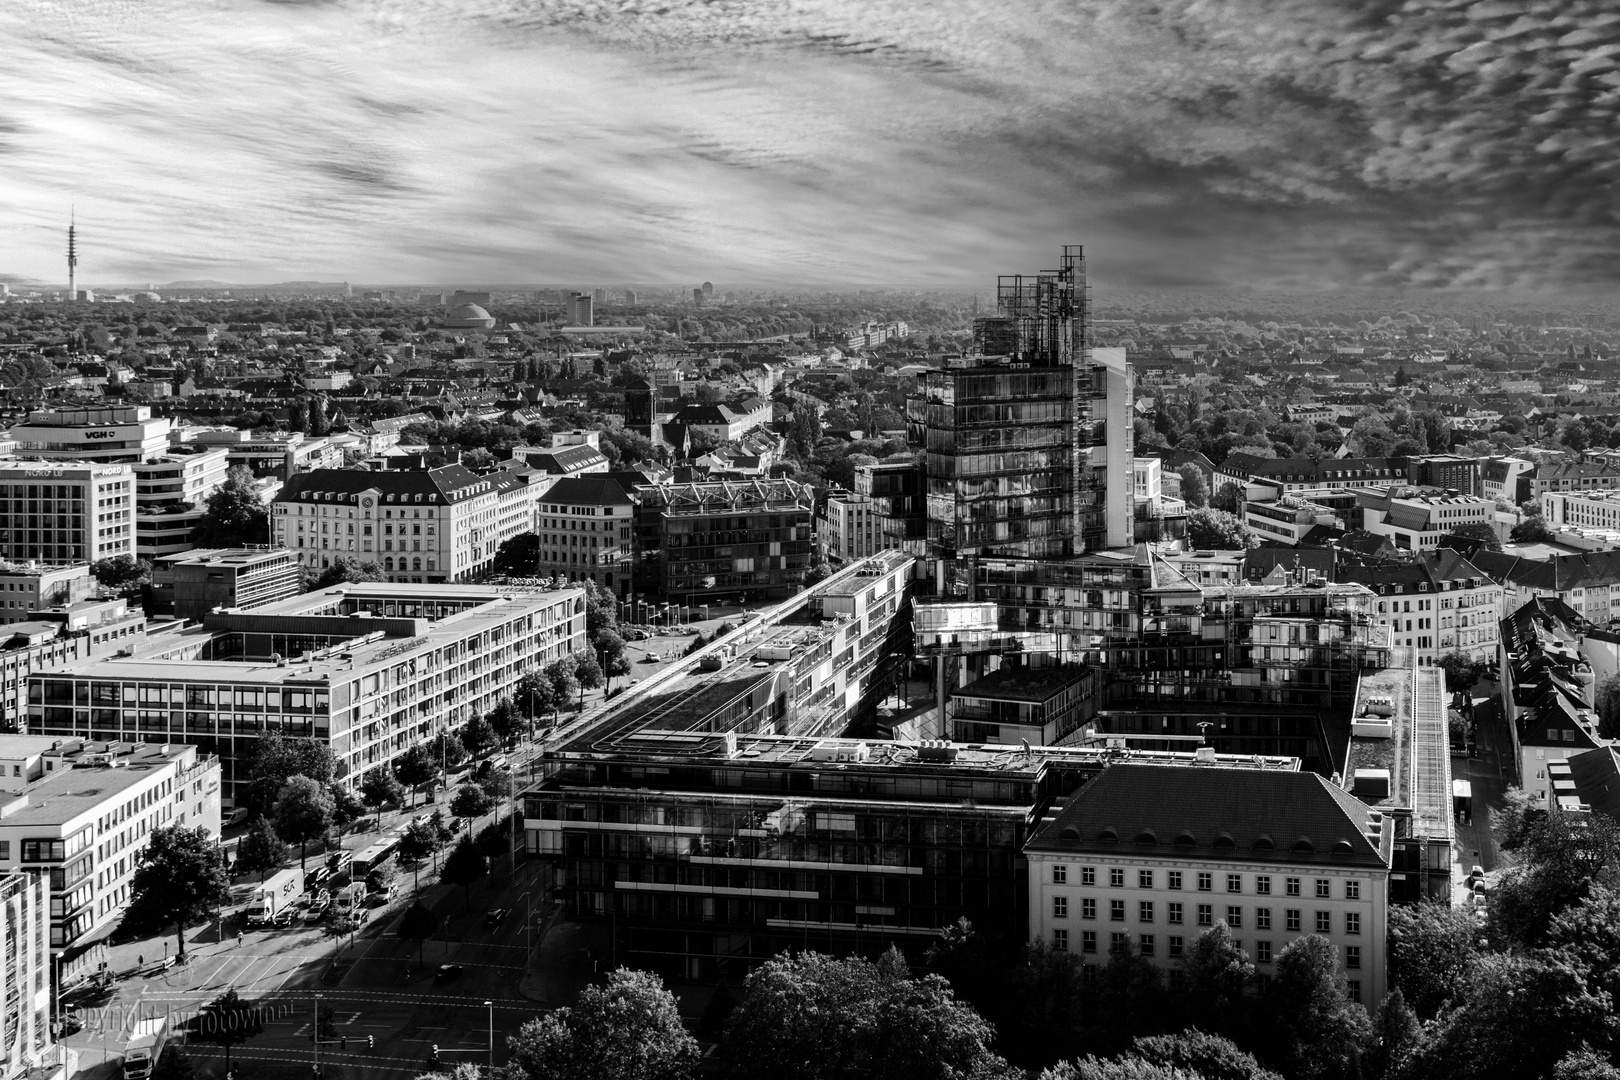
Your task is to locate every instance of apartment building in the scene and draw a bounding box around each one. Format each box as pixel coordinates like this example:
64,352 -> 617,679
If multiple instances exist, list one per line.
1215,455 -> 1405,495
28,582 -> 584,807
272,464 -> 538,583
0,741 -> 220,968
1025,763 -> 1392,1005
532,476 -> 636,595
0,565 -> 97,627
817,489 -> 888,564
1482,457 -> 1535,505
1499,597 -> 1603,792
1532,459 -> 1620,500
1408,455 -> 1482,497
1470,548 -> 1620,626
1359,489 -> 1493,552
1338,550 -> 1502,665
0,599 -> 146,734
0,462 -> 136,565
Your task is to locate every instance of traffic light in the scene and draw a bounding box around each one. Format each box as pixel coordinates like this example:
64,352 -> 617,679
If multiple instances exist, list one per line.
431,1044 -> 441,1063
340,1036 -> 348,1050
367,1036 -> 375,1050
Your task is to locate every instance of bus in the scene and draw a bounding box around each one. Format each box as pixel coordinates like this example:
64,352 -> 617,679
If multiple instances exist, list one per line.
353,838 -> 398,879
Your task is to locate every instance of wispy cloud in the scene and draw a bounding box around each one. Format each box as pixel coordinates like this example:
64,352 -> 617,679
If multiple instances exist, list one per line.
4,0 -> 1620,289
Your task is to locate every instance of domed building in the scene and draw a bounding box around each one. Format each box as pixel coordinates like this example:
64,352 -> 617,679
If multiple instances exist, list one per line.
442,303 -> 496,330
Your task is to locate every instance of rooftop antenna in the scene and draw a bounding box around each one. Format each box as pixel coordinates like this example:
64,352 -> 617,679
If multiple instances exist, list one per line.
66,208 -> 78,302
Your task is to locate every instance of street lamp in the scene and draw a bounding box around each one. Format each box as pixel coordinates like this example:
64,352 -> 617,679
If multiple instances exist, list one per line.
485,1000 -> 495,1077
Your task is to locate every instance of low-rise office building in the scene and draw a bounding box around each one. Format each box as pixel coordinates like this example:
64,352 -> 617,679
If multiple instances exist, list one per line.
11,405 -> 171,465
0,599 -> 147,733
1360,489 -> 1493,553
27,582 -> 584,808
0,741 -> 220,969
1025,763 -> 1392,1005
150,548 -> 303,623
634,478 -> 815,602
0,565 -> 97,627
132,446 -> 231,560
532,477 -> 636,595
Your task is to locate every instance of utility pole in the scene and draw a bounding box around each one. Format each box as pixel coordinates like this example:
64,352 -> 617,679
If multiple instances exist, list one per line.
485,1000 -> 495,1077
312,992 -> 321,1079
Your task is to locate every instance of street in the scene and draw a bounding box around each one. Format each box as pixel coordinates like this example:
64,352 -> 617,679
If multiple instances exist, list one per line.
1451,680 -> 1510,905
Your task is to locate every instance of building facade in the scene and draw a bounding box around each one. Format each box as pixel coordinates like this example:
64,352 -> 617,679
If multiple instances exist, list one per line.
0,462 -> 136,565
532,477 -> 636,595
634,479 -> 815,602
1338,550 -> 1502,665
12,406 -> 171,464
0,566 -> 96,627
1025,763 -> 1392,1005
0,872 -> 54,1079
27,583 -> 585,808
150,548 -> 303,623
132,446 -> 231,560
1360,490 -> 1494,553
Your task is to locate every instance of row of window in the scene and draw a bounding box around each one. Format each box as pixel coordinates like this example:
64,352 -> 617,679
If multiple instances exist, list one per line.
1051,865 -> 1360,900
1050,929 -> 1362,972
1052,896 -> 1360,935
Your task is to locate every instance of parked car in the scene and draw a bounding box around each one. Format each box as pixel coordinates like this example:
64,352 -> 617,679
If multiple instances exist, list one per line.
1468,865 -> 1485,882
433,964 -> 464,984
623,629 -> 650,641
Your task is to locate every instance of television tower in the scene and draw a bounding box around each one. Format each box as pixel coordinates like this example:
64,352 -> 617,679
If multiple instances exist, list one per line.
66,211 -> 78,303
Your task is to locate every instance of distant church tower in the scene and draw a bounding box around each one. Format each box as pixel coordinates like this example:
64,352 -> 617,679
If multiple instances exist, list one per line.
66,213 -> 78,302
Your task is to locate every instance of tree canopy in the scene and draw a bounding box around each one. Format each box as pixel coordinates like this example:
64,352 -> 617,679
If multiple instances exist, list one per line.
506,968 -> 698,1080
127,825 -> 231,960
194,464 -> 269,547
1186,507 -> 1258,551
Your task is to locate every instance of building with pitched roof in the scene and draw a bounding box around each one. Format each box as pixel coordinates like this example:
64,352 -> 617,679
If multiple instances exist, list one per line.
1470,548 -> 1620,625
1499,597 -> 1604,792
532,476 -> 637,594
271,463 -> 538,583
1358,489 -> 1494,553
1532,459 -> 1620,500
1215,455 -> 1406,495
1338,550 -> 1501,665
1025,762 -> 1393,1004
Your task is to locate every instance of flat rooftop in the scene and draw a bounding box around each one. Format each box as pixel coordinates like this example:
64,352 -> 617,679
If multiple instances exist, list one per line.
1345,667 -> 1411,810
158,547 -> 293,567
0,743 -> 197,828
953,666 -> 1089,703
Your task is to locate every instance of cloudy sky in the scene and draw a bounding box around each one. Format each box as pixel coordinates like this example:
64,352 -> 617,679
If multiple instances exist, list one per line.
5,0 -> 1620,291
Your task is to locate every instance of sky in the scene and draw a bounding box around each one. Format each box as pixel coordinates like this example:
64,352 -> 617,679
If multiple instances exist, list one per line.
5,0 -> 1620,292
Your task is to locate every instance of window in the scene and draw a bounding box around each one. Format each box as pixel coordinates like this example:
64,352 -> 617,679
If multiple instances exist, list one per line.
1168,871 -> 1183,891
1168,935 -> 1184,958
1138,869 -> 1153,889
1257,875 -> 1272,896
1347,980 -> 1361,1002
1286,876 -> 1301,897
1257,940 -> 1272,964
1139,901 -> 1154,923
1053,864 -> 1067,884
1110,899 -> 1126,922
1082,898 -> 1096,920
1110,932 -> 1128,951
0,841 -> 8,859
1315,878 -> 1331,899
1346,946 -> 1361,970
1226,873 -> 1243,893
1346,912 -> 1361,935
1197,872 -> 1213,892
1053,929 -> 1068,951
1286,909 -> 1301,932
1168,902 -> 1183,924
1256,907 -> 1272,930
1082,930 -> 1097,954
1110,868 -> 1125,888
1139,934 -> 1155,956
1316,911 -> 1332,934
1197,904 -> 1213,927
1053,896 -> 1068,919
1226,906 -> 1243,929
1081,866 -> 1096,886
1345,880 -> 1360,900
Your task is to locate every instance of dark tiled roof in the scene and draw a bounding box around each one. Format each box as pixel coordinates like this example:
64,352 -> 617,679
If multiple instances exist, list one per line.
277,464 -> 501,505
1567,748 -> 1620,821
1026,763 -> 1388,868
535,476 -> 635,507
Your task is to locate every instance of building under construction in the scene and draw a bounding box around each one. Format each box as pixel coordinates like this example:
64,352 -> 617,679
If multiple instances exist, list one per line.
633,477 -> 816,602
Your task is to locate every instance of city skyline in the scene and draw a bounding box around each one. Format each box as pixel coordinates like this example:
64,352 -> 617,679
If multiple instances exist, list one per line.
5,0 -> 1620,293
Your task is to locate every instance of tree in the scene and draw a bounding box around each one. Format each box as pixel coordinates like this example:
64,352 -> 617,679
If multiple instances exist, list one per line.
450,783 -> 494,824
1489,805 -> 1620,948
1546,883 -> 1620,1008
150,1046 -> 195,1080
398,819 -> 444,867
1438,651 -> 1486,696
194,464 -> 269,547
397,899 -> 441,967
721,949 -> 1005,1080
1511,514 -> 1557,544
433,731 -> 467,773
242,734 -> 338,817
1186,507 -> 1258,551
804,561 -> 835,587
440,834 -> 486,908
1387,902 -> 1479,1019
1181,922 -> 1255,1038
1098,938 -> 1165,1047
329,783 -> 365,832
574,652 -> 604,691
1367,990 -> 1422,1080
491,533 -> 540,577
461,713 -> 496,759
309,556 -> 386,591
486,697 -> 524,745
1555,1047 -> 1620,1080
1266,935 -> 1371,1080
127,825 -> 230,962
582,579 -> 620,645
546,658 -> 580,715
1210,480 -> 1243,514
359,767 -> 405,830
1130,1030 -> 1282,1080
273,776 -> 335,868
92,555 -> 153,600
506,968 -> 698,1080
514,670 -> 558,724
393,744 -> 437,807
234,817 -> 288,880
193,989 -> 263,1073
1177,463 -> 1210,508
1439,523 -> 1501,556
596,629 -> 629,691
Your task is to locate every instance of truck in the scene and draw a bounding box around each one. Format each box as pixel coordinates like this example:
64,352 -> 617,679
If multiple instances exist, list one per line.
123,1017 -> 168,1080
332,881 -> 369,920
247,868 -> 305,927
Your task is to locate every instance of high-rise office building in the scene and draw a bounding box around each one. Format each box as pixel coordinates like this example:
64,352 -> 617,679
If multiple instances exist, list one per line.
568,292 -> 594,326
906,245 -> 1132,571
